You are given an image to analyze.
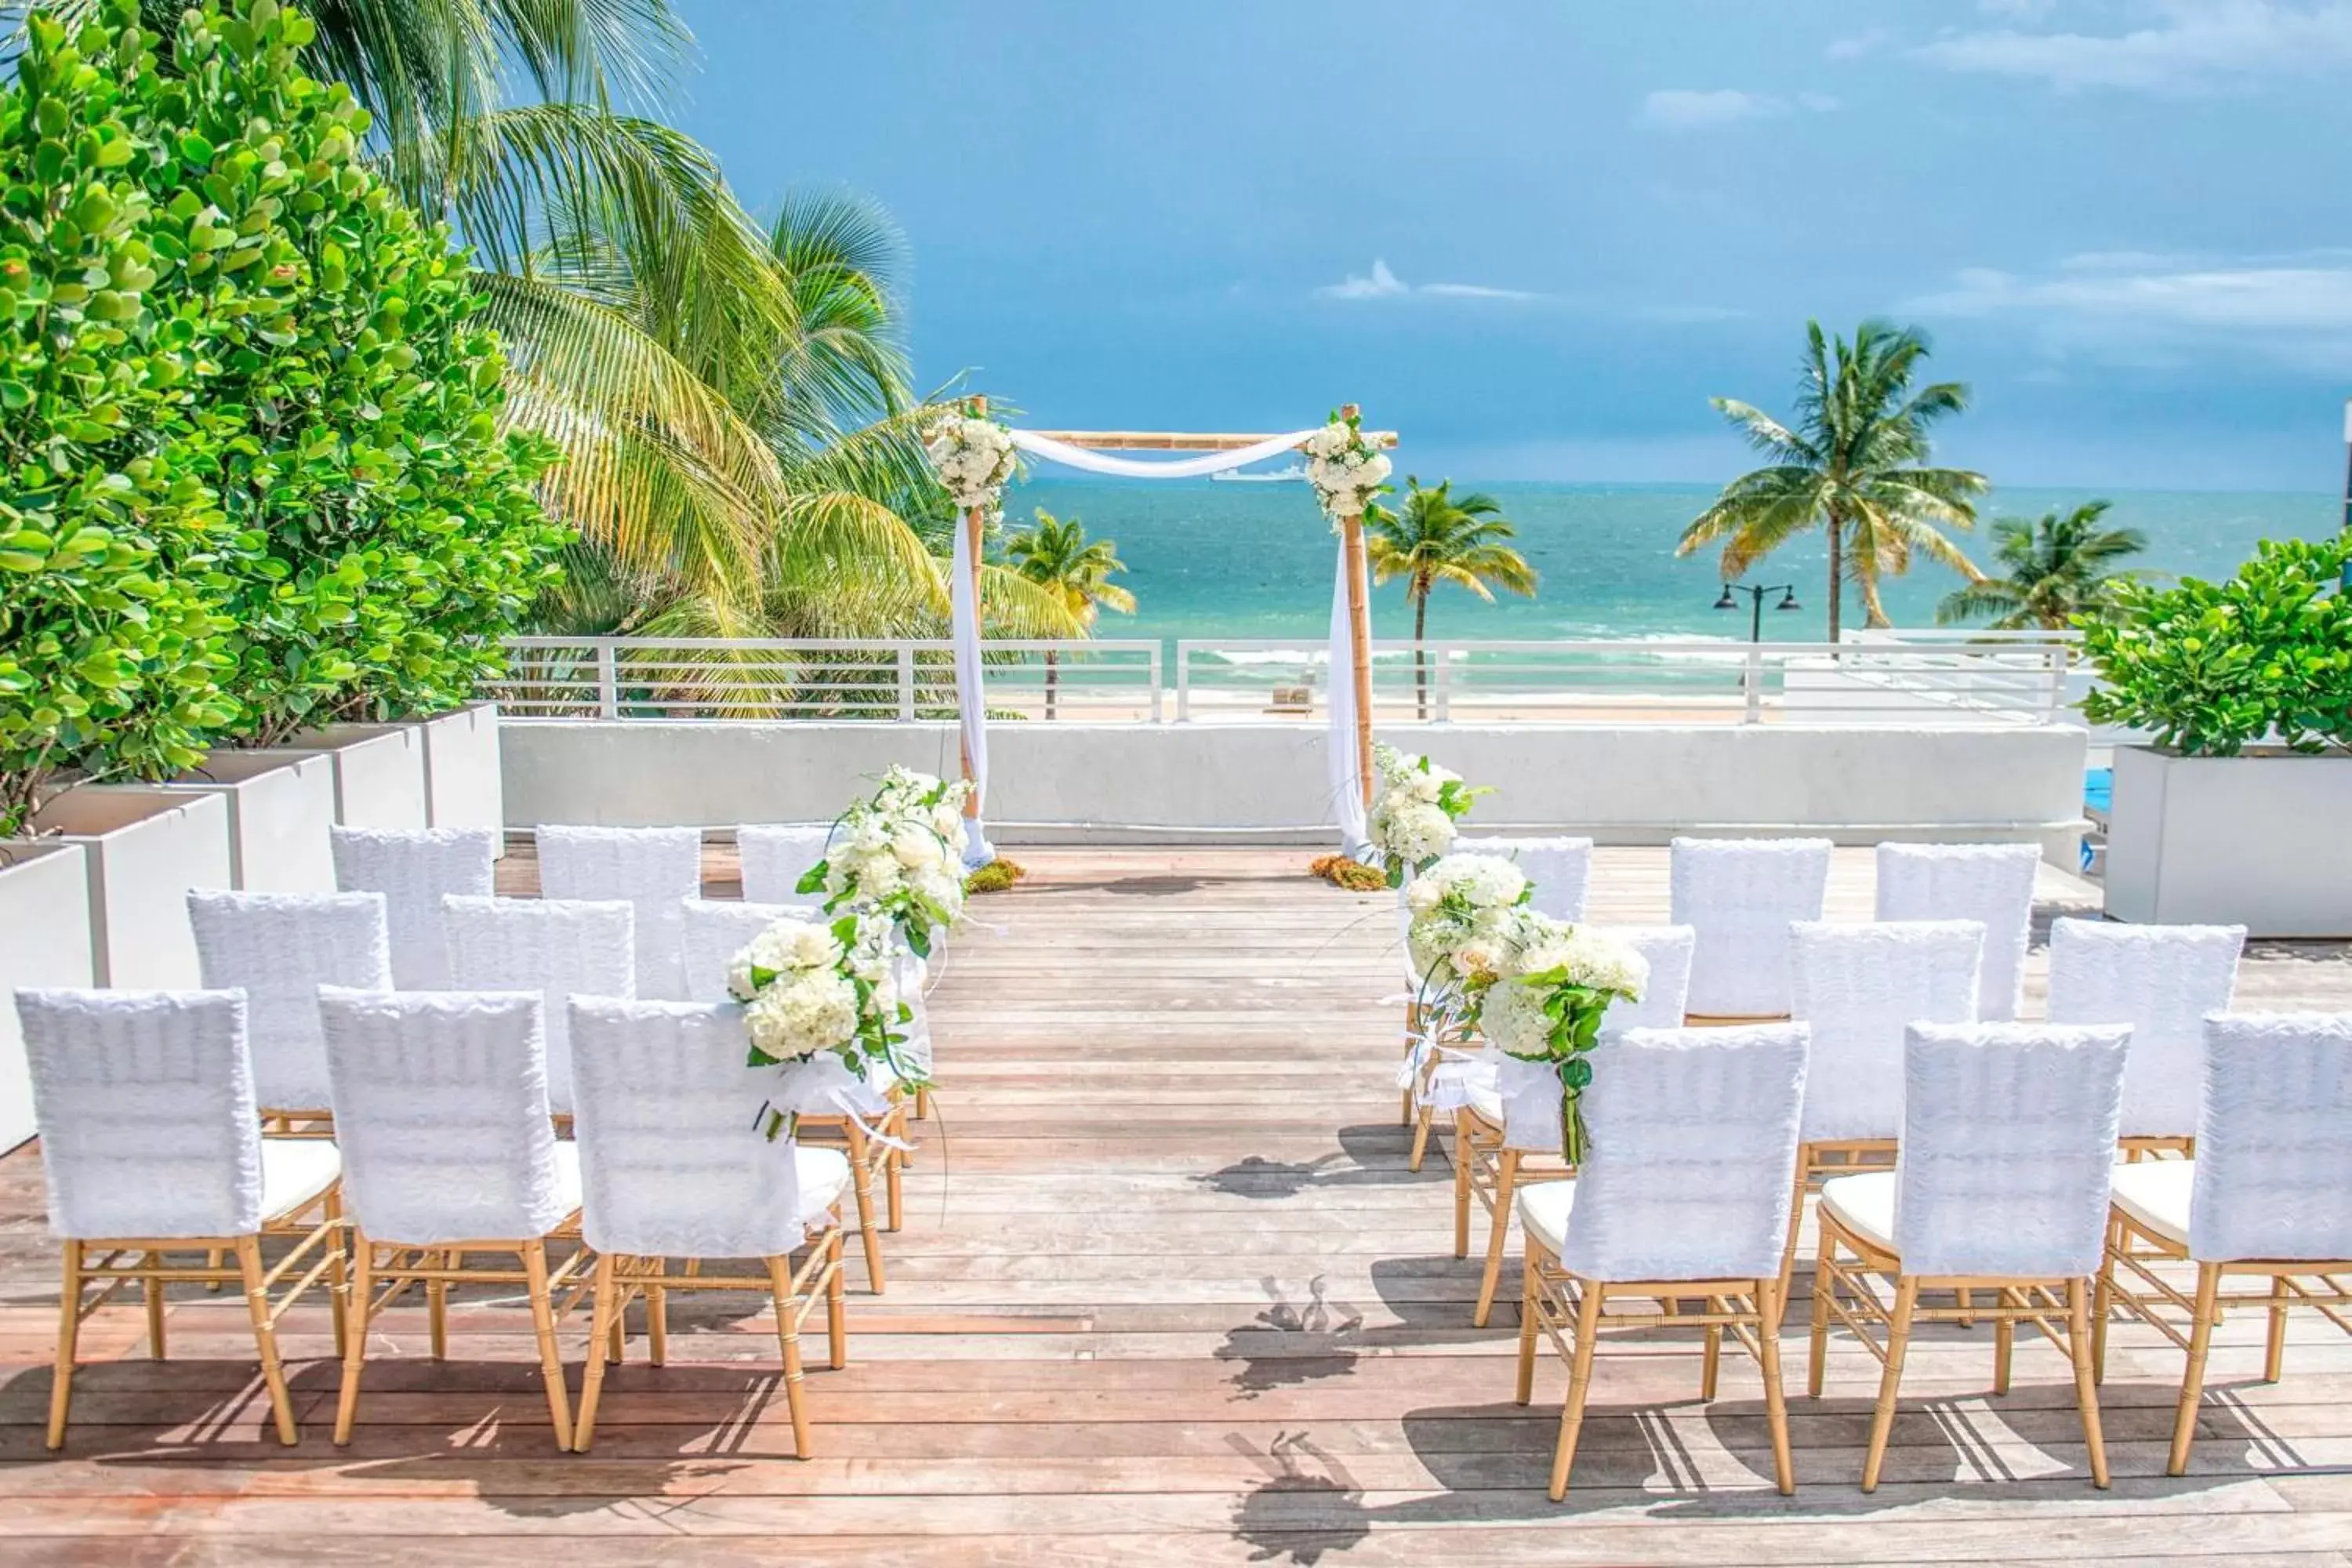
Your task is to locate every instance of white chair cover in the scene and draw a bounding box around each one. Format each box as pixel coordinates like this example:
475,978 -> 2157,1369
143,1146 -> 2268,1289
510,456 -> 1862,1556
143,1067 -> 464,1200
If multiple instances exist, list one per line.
1493,927 -> 1698,1154
568,997 -> 814,1259
2190,1013 -> 2352,1263
679,898 -> 803,1002
1893,1022 -> 2129,1279
188,890 -> 390,1111
1789,920 -> 1984,1144
1459,836 -> 1594,921
15,989 -> 262,1239
1669,837 -> 1833,1017
331,826 -> 495,989
534,826 -> 702,1000
1874,842 -> 2041,1022
441,896 -> 636,1115
2046,918 -> 2245,1140
735,824 -> 834,909
1557,1022 -> 1809,1283
318,988 -> 573,1247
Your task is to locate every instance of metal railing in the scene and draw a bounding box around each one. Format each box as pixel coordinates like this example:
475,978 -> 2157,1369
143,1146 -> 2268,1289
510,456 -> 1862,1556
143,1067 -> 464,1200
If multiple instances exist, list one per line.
487,633 -> 2082,728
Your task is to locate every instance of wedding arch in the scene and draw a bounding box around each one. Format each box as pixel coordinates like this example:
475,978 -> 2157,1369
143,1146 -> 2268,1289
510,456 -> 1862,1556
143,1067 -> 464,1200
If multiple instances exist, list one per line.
925,397 -> 1398,862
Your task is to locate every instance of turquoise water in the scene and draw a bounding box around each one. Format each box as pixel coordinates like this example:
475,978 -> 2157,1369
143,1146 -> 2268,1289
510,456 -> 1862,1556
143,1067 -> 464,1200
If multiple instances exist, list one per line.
1004,477 -> 2340,645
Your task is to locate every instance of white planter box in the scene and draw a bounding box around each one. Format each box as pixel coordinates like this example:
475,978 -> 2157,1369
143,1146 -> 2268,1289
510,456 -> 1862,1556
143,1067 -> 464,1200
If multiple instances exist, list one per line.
289,723 -> 430,829
2106,746 -> 2352,937
158,750 -> 337,892
420,702 -> 505,852
31,786 -> 233,987
0,842 -> 94,1150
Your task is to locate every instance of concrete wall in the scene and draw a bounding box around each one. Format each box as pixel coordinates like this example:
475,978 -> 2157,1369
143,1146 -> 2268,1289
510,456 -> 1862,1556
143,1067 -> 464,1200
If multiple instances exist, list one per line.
2105,746 -> 2352,937
503,720 -> 2089,859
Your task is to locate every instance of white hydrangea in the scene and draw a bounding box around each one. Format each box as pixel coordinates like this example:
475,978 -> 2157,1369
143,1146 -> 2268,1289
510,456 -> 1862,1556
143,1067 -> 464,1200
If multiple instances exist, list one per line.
1418,853 -> 1528,913
1479,975 -> 1556,1058
1302,418 -> 1392,521
1501,913 -> 1649,999
924,416 -> 1018,510
742,967 -> 860,1062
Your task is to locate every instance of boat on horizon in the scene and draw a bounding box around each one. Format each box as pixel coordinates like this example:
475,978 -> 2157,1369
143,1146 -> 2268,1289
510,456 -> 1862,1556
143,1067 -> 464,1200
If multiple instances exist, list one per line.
1212,463 -> 1306,483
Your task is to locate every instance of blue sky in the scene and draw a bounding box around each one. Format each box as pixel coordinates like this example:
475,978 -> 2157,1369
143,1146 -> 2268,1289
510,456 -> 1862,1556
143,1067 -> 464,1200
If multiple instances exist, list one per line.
673,1 -> 2352,492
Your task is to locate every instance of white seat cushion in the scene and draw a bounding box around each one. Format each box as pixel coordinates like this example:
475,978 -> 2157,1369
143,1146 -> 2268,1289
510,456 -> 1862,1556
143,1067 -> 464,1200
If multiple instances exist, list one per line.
1466,1071 -> 1504,1127
1819,1170 -> 1900,1256
796,1146 -> 852,1228
1515,1179 -> 1577,1258
259,1140 -> 343,1222
2109,1159 -> 2193,1249
547,1141 -> 584,1220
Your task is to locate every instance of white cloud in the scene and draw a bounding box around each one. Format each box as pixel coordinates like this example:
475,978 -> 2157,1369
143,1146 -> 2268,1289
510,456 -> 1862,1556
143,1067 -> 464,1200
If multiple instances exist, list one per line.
1826,27 -> 1891,59
1905,252 -> 2352,371
1317,260 -> 1539,303
1978,0 -> 2058,17
1639,88 -> 1842,129
1915,1 -> 2352,92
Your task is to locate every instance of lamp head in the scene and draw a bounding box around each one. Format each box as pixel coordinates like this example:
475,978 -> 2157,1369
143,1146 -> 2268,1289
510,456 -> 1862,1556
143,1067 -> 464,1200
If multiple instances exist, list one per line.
1714,585 -> 1737,611
1777,588 -> 1802,612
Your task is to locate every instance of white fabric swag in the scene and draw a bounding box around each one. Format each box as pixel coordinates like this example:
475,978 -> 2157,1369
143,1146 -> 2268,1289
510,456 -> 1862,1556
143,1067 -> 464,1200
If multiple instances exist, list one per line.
947,426 -> 1374,855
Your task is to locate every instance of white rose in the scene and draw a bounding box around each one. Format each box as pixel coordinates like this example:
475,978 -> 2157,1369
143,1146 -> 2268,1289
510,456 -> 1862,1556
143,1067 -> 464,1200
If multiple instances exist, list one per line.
891,825 -> 944,870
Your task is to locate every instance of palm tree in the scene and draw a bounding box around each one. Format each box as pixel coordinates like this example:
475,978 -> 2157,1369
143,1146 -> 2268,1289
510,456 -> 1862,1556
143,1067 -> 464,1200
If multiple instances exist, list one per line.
1936,501 -> 2148,630
1363,478 -> 1537,720
1006,510 -> 1135,719
1679,321 -> 1988,641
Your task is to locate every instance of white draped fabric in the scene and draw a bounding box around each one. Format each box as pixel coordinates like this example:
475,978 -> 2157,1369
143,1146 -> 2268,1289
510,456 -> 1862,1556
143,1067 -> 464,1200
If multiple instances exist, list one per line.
949,516 -> 994,867
949,426 -> 1371,855
1328,542 -> 1371,856
1005,428 -> 1317,479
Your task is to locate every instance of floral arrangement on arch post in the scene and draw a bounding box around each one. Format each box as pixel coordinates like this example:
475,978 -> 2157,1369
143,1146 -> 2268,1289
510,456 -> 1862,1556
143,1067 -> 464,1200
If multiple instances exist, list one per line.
728,911 -> 912,1141
1370,743 -> 1487,887
798,765 -> 974,960
1302,409 -> 1393,524
924,412 -> 1019,517
1403,853 -> 1648,1163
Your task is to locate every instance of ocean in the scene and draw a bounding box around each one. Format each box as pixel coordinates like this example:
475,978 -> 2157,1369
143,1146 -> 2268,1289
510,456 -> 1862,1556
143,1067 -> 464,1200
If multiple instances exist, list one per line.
1004,477 -> 2342,646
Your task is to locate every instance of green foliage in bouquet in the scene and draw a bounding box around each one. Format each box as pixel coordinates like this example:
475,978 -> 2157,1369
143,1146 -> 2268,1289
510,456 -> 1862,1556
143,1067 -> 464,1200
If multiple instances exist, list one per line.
2078,537 -> 2352,758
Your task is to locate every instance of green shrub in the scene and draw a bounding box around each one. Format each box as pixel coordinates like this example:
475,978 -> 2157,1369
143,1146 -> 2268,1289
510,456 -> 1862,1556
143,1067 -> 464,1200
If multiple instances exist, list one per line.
2078,536 -> 2352,757
0,0 -> 564,831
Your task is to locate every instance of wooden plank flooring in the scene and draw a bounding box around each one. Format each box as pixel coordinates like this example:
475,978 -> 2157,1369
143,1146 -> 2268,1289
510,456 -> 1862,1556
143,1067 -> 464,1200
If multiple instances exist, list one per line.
1,846 -> 2349,1563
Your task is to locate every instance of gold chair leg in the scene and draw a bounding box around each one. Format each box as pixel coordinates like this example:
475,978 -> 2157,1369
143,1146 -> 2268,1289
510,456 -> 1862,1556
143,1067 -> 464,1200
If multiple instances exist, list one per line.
768,1254 -> 813,1459
46,1241 -> 82,1452
913,1083 -> 931,1121
521,1241 -> 574,1453
1994,1289 -> 2016,1396
1806,1228 -> 1835,1399
1547,1281 -> 1606,1502
205,1245 -> 224,1294
1861,1276 -> 1919,1494
1757,1279 -> 1795,1496
646,1256 -> 670,1367
2169,1262 -> 2222,1477
333,1236 -> 374,1445
575,1254 -> 619,1454
1775,1148 -> 1811,1329
325,1188 -> 349,1362
1700,1295 -> 1726,1401
2067,1276 -> 2110,1489
1450,1112 -> 1473,1260
1399,1082 -> 1413,1127
2092,1217 -> 2118,1385
2264,1274 -> 2290,1384
1472,1151 -> 1521,1329
234,1236 -> 299,1447
1957,1285 -> 1976,1329
826,1230 -> 848,1370
143,1250 -> 166,1361
1408,1103 -> 1436,1174
884,1109 -> 906,1232
427,1248 -> 451,1361
843,1121 -> 888,1294
1514,1250 -> 1541,1406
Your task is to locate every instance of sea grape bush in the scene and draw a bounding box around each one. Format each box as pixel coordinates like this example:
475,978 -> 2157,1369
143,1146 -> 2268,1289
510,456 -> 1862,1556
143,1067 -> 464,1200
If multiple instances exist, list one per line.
0,0 -> 564,833
2078,536 -> 2352,758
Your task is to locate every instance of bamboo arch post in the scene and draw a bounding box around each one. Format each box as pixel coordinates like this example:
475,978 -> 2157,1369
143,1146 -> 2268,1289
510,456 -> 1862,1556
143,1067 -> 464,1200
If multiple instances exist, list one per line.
959,394 -> 988,822
1338,403 -> 1376,810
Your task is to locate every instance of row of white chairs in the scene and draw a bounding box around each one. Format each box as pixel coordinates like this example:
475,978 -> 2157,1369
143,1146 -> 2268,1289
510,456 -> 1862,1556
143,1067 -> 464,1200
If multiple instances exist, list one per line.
187,883 -> 920,1290
1510,1012 -> 2352,1498
16,985 -> 852,1455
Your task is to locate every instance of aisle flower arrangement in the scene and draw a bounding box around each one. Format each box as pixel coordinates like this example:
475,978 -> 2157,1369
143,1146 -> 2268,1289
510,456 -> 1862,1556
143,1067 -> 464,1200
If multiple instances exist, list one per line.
1302,409 -> 1392,522
799,765 -> 972,958
1370,743 -> 1487,885
1475,916 -> 1648,1163
728,909 -> 918,1139
924,413 -> 1018,514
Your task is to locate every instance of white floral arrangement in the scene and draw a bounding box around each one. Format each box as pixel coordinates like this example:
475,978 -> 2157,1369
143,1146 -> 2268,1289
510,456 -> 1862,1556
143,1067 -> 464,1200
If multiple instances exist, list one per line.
1403,852 -> 1532,990
799,765 -> 972,959
728,909 -> 916,1138
1301,409 -> 1392,523
1370,743 -> 1487,885
1472,913 -> 1647,1164
924,412 -> 1018,513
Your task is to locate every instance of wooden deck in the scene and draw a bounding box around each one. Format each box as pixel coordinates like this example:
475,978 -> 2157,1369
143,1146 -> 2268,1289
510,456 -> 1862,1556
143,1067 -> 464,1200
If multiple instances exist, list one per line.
2,846 -> 2350,1563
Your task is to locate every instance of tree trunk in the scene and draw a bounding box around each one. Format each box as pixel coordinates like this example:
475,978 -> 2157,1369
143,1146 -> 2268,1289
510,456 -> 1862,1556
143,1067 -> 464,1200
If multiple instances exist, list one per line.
1044,648 -> 1058,720
1412,587 -> 1429,723
1824,512 -> 1843,644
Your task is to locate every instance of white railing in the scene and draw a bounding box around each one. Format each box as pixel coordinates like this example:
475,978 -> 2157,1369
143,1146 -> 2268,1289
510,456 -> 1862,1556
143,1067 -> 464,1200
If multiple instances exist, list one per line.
487,633 -> 2083,728
491,637 -> 1163,721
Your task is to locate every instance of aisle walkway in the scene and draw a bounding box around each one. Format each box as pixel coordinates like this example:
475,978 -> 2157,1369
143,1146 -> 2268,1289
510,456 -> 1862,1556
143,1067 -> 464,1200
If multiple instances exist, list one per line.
0,848 -> 2347,1562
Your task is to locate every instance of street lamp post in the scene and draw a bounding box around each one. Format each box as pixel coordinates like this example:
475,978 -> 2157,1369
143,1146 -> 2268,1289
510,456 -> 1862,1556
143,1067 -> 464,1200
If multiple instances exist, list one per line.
1715,581 -> 1802,644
